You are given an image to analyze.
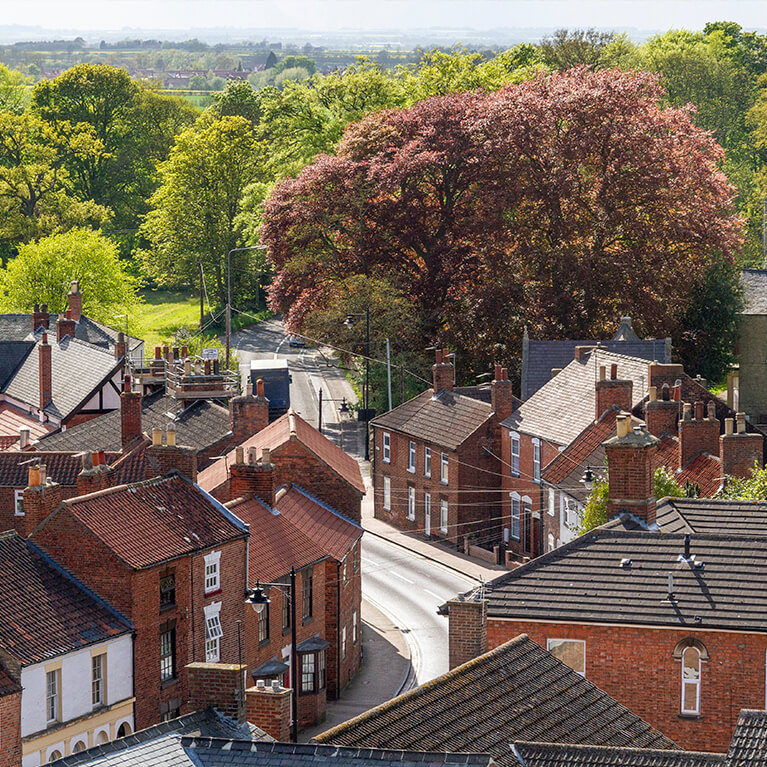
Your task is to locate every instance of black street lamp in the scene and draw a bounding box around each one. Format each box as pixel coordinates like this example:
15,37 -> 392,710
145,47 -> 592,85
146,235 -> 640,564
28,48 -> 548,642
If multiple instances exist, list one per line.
345,307 -> 371,461
245,566 -> 298,742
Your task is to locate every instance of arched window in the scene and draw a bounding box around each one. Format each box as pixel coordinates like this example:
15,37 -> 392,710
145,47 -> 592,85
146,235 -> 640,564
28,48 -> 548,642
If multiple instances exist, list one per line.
47,750 -> 62,763
95,730 -> 109,745
72,741 -> 87,753
117,721 -> 132,738
681,646 -> 701,714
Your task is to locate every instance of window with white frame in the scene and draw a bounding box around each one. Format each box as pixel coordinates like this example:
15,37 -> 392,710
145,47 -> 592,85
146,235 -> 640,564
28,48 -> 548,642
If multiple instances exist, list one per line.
532,438 -> 541,482
382,432 -> 391,463
547,533 -> 555,552
46,669 -> 60,722
160,621 -> 176,681
342,625 -> 348,660
408,441 -> 416,473
204,602 -> 223,662
424,493 -> 431,530
424,446 -> 431,478
14,489 -> 24,516
92,653 -> 106,706
407,486 -> 415,520
204,550 -> 221,594
353,609 -> 359,643
440,499 -> 448,534
548,488 -> 555,517
440,453 -> 448,484
383,476 -> 391,510
510,493 -> 521,540
562,496 -> 581,530
681,646 -> 701,714
510,432 -> 520,476
547,638 -> 585,676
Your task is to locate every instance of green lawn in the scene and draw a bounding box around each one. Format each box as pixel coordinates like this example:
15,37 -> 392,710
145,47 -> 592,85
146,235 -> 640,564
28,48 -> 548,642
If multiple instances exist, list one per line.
135,289 -> 203,350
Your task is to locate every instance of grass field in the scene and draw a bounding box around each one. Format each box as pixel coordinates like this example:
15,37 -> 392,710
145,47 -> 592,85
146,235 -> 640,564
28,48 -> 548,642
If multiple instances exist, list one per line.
135,289 -> 204,350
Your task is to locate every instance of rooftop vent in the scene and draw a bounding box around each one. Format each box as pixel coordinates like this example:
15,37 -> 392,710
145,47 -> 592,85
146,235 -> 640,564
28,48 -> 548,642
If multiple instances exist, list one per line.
619,558 -> 632,569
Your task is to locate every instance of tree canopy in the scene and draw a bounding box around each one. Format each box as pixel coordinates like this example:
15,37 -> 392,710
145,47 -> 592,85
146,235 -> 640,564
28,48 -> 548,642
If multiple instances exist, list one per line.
263,67 -> 743,379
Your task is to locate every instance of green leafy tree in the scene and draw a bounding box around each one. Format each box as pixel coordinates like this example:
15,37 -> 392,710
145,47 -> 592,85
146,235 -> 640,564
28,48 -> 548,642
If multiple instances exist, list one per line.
538,28 -> 616,70
720,463 -> 767,499
0,63 -> 31,113
0,228 -> 139,323
211,80 -> 262,123
579,468 -> 687,535
138,116 -> 266,308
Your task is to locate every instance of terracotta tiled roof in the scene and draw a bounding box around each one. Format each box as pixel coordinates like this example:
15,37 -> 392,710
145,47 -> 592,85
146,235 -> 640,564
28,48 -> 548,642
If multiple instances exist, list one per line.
676,452 -> 722,497
227,495 -> 328,583
371,389 -> 493,451
0,531 -> 131,665
0,402 -> 53,447
46,474 -> 247,568
198,410 -> 364,495
316,634 -> 675,765
275,485 -> 363,562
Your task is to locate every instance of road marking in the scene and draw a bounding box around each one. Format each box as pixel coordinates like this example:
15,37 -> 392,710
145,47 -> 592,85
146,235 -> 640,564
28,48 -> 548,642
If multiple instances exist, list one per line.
423,589 -> 443,601
274,336 -> 286,355
390,572 -> 414,584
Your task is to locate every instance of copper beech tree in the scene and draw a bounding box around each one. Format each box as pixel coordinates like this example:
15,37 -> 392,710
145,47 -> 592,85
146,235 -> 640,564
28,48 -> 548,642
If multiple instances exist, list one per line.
262,67 -> 743,378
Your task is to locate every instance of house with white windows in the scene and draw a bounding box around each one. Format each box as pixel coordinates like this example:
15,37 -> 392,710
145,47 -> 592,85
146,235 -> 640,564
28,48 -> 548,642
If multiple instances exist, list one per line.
0,531 -> 134,766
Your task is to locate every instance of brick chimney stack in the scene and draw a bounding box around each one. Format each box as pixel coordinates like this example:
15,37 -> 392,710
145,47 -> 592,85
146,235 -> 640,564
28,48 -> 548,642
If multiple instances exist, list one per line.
31,303 -> 50,332
77,451 -> 112,495
678,400 -> 720,468
647,362 -> 685,391
56,310 -> 76,342
145,428 -> 197,481
187,662 -> 247,725
38,333 -> 52,412
491,365 -> 515,422
645,383 -> 679,437
604,415 -> 659,525
594,364 -> 633,420
246,680 -> 292,741
67,281 -> 82,322
229,446 -> 275,505
574,345 -> 596,362
120,375 -> 143,447
432,349 -> 454,394
22,463 -> 63,536
229,379 -> 270,443
115,331 -> 126,360
447,594 -> 487,669
720,412 -> 764,482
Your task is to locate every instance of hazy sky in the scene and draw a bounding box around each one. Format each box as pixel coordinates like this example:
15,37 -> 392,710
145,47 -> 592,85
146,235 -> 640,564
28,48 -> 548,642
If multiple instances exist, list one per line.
4,1 -> 767,34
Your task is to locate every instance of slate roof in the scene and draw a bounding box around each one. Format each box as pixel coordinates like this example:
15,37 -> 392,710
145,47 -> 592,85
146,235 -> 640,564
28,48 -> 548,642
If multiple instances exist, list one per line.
505,350 -> 653,447
226,494 -> 329,583
521,317 -> 670,400
51,708 -> 271,767
38,391 -> 232,452
371,388 -> 493,451
316,634 -> 675,766
726,709 -> 767,767
37,474 -> 248,569
511,742 -> 722,767
0,312 -> 142,354
275,484 -> 363,562
476,528 -> 767,632
3,334 -> 122,420
656,498 -> 767,537
741,270 -> 767,315
0,341 -> 33,389
0,451 -> 118,487
0,531 -> 131,666
199,410 -> 365,496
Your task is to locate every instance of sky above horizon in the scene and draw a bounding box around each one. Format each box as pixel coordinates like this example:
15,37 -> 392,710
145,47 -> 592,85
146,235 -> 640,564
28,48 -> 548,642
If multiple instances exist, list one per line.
3,1 -> 767,35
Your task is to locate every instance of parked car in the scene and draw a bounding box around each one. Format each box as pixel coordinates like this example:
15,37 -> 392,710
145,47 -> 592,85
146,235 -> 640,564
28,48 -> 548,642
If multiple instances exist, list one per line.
288,334 -> 306,348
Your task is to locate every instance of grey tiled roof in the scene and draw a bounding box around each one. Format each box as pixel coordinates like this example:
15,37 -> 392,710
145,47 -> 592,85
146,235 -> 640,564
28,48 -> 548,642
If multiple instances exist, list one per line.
478,528 -> 767,632
316,634 -> 675,766
505,350 -> 652,446
37,392 -> 232,452
371,388 -> 493,451
741,270 -> 767,315
511,742 -> 722,767
51,708 -> 270,767
656,499 -> 767,536
522,338 -> 669,400
0,341 -> 33,389
726,709 -> 767,767
3,334 -> 121,420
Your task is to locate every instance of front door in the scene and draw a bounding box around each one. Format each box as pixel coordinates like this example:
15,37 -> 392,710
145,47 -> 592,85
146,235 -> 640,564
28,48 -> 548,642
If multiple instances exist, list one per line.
424,493 -> 431,537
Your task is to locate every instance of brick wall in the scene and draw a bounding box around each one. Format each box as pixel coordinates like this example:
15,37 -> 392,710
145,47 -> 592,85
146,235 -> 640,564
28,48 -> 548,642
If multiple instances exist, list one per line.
484,618 -> 767,753
246,684 -> 291,741
0,485 -> 78,537
0,690 -> 21,767
678,403 -> 720,467
720,431 -> 763,479
187,662 -> 246,723
448,597 -> 487,669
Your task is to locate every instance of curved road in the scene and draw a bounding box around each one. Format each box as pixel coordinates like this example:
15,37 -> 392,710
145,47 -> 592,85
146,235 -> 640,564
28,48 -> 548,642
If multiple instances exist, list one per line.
232,317 -> 479,687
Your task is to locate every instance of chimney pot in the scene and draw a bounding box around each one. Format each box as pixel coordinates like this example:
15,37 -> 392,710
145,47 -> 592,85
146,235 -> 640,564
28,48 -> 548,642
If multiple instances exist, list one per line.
256,378 -> 265,398
67,281 -> 82,322
256,679 -> 265,689
610,364 -> 618,380
246,382 -> 253,397
432,348 -> 454,393
152,428 -> 163,446
436,349 -> 443,364
236,446 -> 245,464
736,412 -> 746,434
154,346 -> 162,360
19,426 -> 31,449
706,401 -> 716,420
166,426 -> 176,447
682,403 -> 692,421
248,446 -> 258,465
272,679 -> 280,691
494,364 -> 502,381
599,366 -> 606,381
261,447 -> 271,465
661,383 -> 670,402
648,386 -> 657,402
694,401 -> 704,420
502,367 -> 508,380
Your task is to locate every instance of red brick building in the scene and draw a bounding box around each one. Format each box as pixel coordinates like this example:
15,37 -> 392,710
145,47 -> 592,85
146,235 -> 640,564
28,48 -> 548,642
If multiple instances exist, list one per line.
446,487 -> 767,753
198,408 -> 364,522
29,472 -> 250,730
0,665 -> 22,767
371,352 -> 517,549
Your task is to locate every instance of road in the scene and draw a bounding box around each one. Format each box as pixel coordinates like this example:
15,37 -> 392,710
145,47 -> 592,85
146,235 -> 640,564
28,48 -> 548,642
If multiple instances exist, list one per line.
231,317 -> 481,687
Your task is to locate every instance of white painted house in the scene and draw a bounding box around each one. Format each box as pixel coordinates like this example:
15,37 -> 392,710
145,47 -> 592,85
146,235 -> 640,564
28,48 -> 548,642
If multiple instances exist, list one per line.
0,532 -> 134,766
